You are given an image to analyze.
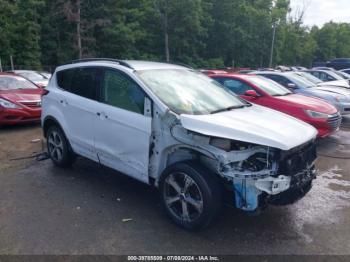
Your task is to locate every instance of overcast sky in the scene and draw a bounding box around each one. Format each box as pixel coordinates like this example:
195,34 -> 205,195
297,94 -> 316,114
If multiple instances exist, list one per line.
290,0 -> 350,27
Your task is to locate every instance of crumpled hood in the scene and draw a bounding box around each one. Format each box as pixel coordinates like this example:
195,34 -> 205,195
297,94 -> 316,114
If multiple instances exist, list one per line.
180,104 -> 317,151
317,80 -> 350,88
313,86 -> 350,98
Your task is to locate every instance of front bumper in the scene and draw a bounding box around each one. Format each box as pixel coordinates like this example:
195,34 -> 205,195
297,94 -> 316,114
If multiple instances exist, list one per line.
231,142 -> 317,212
0,107 -> 41,125
302,116 -> 340,138
337,102 -> 350,115
268,165 -> 316,205
232,165 -> 316,211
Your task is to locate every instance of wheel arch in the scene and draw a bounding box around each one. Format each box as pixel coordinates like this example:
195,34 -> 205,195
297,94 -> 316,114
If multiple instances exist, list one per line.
154,145 -> 221,185
43,116 -> 67,138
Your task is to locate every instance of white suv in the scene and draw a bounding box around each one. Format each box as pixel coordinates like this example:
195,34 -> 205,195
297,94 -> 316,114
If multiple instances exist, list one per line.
42,59 -> 318,229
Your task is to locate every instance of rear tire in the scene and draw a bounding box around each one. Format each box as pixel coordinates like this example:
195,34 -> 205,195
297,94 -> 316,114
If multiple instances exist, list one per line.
159,161 -> 223,230
47,125 -> 75,167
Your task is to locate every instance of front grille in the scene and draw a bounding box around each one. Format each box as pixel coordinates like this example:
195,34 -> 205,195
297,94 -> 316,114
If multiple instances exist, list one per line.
278,142 -> 317,176
327,113 -> 342,130
19,100 -> 41,108
344,108 -> 350,112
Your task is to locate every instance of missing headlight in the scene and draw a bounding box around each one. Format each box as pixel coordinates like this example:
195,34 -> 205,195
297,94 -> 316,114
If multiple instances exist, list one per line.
209,137 -> 231,151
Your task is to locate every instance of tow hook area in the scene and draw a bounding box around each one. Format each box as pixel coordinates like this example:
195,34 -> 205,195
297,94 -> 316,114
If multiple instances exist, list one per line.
233,176 -> 291,211
255,176 -> 291,194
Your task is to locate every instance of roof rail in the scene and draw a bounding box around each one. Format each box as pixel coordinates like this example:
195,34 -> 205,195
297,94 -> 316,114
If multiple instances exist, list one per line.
68,58 -> 134,69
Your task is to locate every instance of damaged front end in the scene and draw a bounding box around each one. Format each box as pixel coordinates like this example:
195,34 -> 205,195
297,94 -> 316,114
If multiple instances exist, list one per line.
169,122 -> 317,213
205,138 -> 317,212
161,105 -> 320,214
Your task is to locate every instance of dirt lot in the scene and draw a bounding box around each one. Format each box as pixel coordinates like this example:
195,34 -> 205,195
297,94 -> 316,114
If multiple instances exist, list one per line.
0,119 -> 350,255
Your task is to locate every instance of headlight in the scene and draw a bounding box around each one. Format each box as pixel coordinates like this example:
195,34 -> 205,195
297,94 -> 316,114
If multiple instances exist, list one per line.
305,109 -> 329,119
335,95 -> 349,102
335,95 -> 342,102
0,98 -> 21,109
209,137 -> 231,151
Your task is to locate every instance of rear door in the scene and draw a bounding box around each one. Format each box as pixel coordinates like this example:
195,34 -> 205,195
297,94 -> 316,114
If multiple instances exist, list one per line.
94,68 -> 152,183
56,67 -> 101,161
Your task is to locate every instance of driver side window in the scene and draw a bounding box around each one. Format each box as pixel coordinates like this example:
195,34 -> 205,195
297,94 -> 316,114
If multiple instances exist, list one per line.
215,78 -> 253,95
101,69 -> 146,114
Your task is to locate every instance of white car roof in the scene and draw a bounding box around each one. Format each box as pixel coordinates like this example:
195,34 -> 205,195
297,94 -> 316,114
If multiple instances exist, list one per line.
125,60 -> 189,71
56,59 -> 189,72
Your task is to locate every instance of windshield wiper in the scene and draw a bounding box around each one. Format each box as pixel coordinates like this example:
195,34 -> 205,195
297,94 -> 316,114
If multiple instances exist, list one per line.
210,105 -> 245,114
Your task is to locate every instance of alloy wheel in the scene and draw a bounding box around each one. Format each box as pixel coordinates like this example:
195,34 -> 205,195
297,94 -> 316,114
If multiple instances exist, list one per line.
48,131 -> 64,162
163,172 -> 204,223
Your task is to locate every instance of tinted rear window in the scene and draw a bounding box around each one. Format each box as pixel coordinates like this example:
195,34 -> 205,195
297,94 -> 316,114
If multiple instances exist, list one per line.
56,67 -> 100,100
57,69 -> 75,91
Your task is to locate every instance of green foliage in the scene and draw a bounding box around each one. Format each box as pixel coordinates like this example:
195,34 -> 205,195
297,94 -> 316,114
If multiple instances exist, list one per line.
1,0 -> 350,69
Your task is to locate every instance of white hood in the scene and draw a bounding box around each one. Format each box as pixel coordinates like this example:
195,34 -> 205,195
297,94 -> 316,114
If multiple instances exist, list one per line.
180,105 -> 317,151
317,80 -> 350,88
314,85 -> 350,97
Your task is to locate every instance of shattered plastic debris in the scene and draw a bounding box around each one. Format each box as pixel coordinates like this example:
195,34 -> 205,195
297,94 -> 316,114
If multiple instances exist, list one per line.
30,139 -> 41,143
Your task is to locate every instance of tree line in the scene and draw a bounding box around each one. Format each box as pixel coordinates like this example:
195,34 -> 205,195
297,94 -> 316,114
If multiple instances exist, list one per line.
1,0 -> 350,71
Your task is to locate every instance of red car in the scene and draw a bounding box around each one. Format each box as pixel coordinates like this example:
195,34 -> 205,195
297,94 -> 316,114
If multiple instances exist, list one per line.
0,73 -> 43,125
210,73 -> 341,138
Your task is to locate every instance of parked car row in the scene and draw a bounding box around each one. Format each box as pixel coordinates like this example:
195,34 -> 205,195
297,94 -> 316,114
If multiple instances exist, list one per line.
6,70 -> 52,88
210,73 -> 341,138
1,59 -> 347,230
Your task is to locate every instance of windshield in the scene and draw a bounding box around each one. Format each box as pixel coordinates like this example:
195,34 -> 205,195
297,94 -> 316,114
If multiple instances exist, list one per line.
38,71 -> 51,79
246,76 -> 292,96
0,76 -> 38,90
17,71 -> 46,81
136,69 -> 247,115
337,71 -> 350,79
326,71 -> 344,80
294,72 -> 322,84
286,73 -> 316,88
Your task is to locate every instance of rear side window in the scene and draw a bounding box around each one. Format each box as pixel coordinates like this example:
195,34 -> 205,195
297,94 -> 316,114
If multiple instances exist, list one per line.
101,69 -> 145,114
57,69 -> 74,91
56,67 -> 100,100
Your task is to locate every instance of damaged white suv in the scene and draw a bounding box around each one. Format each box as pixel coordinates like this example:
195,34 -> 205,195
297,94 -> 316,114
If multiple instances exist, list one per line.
42,59 -> 318,229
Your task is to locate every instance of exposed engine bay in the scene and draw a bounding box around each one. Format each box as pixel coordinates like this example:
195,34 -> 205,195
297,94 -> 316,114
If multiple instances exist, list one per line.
202,136 -> 316,211
152,113 -> 318,212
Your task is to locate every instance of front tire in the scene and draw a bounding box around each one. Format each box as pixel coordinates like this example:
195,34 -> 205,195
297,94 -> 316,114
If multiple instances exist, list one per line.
47,125 -> 75,167
159,161 -> 223,230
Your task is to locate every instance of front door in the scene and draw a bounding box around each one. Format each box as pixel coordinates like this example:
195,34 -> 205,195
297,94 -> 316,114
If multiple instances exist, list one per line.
94,68 -> 152,183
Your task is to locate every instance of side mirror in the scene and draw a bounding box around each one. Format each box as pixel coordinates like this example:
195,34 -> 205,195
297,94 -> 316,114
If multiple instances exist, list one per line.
244,90 -> 259,97
287,83 -> 296,89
